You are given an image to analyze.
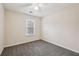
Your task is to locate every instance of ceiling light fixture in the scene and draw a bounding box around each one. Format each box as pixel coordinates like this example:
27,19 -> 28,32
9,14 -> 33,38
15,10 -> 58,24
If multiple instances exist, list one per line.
34,6 -> 39,10
29,3 -> 42,13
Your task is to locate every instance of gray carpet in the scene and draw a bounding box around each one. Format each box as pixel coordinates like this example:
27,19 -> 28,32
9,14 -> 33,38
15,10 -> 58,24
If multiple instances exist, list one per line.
1,40 -> 79,56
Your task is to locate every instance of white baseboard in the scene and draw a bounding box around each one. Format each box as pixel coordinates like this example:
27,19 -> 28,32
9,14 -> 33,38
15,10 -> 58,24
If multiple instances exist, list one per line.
5,39 -> 40,48
42,38 -> 79,54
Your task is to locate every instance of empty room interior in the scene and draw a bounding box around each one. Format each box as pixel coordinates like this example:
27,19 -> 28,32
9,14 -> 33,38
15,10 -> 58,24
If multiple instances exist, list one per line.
1,3 -> 79,56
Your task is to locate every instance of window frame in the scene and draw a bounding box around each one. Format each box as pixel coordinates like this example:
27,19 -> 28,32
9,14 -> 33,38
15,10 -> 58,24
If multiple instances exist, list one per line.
25,19 -> 35,36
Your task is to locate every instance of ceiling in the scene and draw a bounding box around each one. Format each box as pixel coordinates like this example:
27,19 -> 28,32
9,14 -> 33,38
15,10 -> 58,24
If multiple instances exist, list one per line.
3,3 -> 79,17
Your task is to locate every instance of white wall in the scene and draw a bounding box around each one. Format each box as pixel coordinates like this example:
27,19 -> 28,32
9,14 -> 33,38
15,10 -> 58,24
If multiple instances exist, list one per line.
0,4 -> 5,54
42,6 -> 79,53
5,10 -> 41,47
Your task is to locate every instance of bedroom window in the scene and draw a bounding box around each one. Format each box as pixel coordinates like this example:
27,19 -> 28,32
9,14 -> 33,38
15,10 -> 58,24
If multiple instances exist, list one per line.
25,19 -> 35,36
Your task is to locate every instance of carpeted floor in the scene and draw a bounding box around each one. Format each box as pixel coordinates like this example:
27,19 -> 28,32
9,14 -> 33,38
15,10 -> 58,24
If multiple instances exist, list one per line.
1,40 -> 79,56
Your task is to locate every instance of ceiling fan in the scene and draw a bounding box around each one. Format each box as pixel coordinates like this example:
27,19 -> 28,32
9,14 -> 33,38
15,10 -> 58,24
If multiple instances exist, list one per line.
20,3 -> 48,14
21,3 -> 42,13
